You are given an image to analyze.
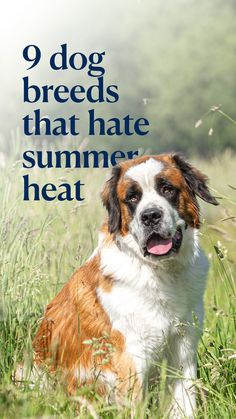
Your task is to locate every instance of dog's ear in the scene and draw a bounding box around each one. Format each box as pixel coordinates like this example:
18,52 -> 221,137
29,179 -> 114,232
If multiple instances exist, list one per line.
101,166 -> 122,233
172,154 -> 219,205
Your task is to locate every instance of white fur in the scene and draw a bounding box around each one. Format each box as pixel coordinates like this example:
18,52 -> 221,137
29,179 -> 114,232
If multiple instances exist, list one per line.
125,158 -> 164,189
97,228 -> 208,418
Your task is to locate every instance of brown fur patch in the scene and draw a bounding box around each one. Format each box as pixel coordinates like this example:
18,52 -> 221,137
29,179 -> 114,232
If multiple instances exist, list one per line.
33,254 -> 140,398
117,178 -> 138,235
158,165 -> 200,228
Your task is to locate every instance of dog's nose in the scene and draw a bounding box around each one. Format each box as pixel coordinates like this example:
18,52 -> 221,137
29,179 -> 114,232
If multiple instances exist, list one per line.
141,208 -> 163,227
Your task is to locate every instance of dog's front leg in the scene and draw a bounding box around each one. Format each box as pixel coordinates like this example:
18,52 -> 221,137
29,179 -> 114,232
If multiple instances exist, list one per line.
168,329 -> 199,419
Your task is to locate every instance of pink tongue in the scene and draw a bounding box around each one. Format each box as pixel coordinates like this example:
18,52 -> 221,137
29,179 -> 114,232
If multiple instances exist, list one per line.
147,237 -> 173,255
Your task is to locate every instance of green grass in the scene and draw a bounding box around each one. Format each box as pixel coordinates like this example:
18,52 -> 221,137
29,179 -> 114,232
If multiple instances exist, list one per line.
0,147 -> 235,418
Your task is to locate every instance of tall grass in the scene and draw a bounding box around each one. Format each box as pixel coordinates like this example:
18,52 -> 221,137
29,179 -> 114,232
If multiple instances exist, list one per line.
0,146 -> 235,418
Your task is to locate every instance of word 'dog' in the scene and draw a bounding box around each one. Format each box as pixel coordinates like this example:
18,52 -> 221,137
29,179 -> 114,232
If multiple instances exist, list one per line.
23,44 -> 106,77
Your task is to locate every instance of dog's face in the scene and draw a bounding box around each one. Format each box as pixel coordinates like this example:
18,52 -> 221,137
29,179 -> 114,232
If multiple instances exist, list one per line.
102,154 -> 218,262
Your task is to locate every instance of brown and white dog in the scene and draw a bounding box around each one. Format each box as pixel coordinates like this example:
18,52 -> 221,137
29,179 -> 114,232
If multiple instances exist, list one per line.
33,154 -> 218,417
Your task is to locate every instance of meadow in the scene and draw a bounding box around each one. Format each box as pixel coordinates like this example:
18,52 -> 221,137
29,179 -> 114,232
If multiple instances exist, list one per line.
0,145 -> 235,418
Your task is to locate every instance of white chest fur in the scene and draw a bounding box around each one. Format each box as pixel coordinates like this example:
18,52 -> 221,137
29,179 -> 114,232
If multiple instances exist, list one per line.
98,231 -> 208,381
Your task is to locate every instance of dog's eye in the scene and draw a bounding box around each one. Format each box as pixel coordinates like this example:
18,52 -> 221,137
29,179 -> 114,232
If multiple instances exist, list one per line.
161,185 -> 175,196
128,194 -> 139,203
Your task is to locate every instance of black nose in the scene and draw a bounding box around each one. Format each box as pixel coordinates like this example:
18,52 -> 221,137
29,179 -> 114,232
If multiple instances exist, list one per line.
141,207 -> 163,227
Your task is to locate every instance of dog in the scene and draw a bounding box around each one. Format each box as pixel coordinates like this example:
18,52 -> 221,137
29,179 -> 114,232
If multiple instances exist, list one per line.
32,154 -> 218,417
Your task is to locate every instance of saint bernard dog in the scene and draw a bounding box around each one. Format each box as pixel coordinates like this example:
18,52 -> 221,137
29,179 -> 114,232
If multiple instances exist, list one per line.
33,154 -> 218,417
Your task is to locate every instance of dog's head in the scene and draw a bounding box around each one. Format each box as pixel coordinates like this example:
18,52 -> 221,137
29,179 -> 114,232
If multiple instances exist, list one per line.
101,154 -> 218,262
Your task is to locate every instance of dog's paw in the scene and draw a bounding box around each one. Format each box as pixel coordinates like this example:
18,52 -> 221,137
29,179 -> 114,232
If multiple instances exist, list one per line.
168,402 -> 194,419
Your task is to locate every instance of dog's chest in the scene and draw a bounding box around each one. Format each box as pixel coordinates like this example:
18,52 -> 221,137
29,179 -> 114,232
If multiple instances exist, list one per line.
97,273 -> 190,375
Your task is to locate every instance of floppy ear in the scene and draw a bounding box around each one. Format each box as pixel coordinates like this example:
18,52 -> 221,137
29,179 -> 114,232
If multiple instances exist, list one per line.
101,166 -> 121,233
173,154 -> 219,205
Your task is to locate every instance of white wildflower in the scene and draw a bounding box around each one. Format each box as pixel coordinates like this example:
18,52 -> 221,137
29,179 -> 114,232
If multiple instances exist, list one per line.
195,119 -> 202,128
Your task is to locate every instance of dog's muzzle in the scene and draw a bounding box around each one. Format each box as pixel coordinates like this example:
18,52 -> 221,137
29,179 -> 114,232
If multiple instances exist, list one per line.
142,227 -> 183,258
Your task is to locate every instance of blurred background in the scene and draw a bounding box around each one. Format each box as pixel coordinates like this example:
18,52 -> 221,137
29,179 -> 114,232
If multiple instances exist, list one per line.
0,3 -> 236,417
0,0 -> 235,157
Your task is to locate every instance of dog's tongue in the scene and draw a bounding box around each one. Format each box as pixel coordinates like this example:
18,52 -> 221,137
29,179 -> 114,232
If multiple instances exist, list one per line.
147,236 -> 173,255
